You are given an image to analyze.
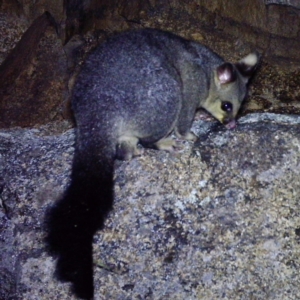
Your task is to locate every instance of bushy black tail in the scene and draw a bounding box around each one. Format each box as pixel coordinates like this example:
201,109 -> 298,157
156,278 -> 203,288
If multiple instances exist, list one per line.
46,148 -> 114,299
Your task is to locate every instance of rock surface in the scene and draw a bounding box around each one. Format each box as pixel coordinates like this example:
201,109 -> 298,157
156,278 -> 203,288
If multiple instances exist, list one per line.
1,113 -> 300,299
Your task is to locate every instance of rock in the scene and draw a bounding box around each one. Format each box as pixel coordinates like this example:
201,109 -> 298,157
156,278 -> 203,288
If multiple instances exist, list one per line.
265,0 -> 300,9
1,113 -> 300,299
0,12 -> 69,128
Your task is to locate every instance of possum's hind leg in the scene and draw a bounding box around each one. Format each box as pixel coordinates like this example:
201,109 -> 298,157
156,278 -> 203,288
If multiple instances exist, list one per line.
116,136 -> 142,160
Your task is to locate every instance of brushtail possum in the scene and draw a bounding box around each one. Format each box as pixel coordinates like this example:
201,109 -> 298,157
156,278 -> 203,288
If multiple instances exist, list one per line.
46,28 -> 259,299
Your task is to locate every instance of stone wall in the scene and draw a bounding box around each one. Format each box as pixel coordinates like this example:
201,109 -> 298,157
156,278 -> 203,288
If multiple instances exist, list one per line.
2,0 -> 300,61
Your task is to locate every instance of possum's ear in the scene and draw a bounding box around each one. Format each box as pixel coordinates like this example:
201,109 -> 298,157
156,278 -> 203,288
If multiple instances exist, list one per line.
216,63 -> 237,85
236,52 -> 260,80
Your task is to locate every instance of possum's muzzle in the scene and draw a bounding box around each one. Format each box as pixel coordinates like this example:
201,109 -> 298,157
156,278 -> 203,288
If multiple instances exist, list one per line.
223,118 -> 237,129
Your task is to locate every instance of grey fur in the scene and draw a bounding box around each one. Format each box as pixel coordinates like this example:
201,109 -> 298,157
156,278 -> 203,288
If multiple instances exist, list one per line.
73,28 -> 259,157
47,28 -> 259,299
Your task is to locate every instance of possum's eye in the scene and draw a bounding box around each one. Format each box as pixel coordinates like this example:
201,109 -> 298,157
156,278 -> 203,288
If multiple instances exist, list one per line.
221,101 -> 233,112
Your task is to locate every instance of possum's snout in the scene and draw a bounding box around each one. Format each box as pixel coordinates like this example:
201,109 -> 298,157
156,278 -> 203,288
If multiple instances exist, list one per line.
224,119 -> 236,130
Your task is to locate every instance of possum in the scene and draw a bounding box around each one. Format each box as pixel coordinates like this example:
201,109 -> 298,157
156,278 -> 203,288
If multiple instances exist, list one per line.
46,28 -> 259,299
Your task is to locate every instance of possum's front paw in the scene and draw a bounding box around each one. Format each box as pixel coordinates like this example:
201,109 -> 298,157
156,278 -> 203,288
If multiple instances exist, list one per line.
183,131 -> 197,141
175,130 -> 198,142
154,137 -> 184,152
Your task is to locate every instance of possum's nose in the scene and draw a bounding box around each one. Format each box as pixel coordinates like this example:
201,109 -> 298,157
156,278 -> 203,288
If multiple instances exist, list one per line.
224,119 -> 236,129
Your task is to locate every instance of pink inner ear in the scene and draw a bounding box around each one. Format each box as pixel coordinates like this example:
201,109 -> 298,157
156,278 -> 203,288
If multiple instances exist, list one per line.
218,69 -> 232,84
217,63 -> 236,85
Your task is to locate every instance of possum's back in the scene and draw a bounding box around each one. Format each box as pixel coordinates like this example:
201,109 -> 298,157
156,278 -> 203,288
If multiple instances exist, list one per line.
72,29 -> 189,125
73,29 -> 186,100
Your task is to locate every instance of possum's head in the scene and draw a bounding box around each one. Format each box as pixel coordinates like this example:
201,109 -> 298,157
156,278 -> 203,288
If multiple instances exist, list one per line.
201,52 -> 259,129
